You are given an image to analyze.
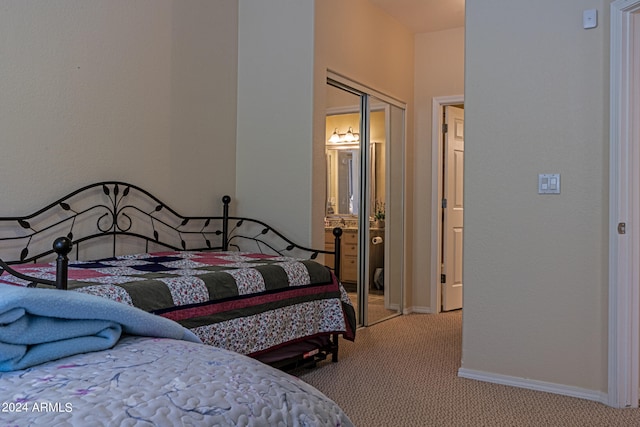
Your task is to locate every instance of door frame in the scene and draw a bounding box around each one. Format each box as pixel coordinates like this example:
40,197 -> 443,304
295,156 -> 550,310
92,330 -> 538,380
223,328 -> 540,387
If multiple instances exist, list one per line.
431,95 -> 464,313
609,0 -> 640,408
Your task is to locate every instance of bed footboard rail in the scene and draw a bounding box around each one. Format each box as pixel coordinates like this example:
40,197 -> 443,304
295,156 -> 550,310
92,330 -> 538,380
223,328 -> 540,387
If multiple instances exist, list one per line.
222,210 -> 342,278
0,237 -> 72,289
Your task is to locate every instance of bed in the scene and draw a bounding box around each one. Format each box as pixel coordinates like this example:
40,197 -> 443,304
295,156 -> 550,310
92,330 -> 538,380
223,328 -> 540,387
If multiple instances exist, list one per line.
0,181 -> 355,370
0,282 -> 353,426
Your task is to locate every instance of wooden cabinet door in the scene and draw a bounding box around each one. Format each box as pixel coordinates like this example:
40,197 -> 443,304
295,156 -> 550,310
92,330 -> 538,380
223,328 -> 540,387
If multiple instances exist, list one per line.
340,230 -> 358,283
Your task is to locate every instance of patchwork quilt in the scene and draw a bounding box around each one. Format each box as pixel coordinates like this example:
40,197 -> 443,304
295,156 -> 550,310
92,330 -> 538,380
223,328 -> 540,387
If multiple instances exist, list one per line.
0,251 -> 356,356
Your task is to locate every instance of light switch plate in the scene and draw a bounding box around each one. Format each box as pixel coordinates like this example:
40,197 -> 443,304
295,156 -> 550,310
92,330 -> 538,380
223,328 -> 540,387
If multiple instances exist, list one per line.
583,9 -> 597,29
538,173 -> 561,194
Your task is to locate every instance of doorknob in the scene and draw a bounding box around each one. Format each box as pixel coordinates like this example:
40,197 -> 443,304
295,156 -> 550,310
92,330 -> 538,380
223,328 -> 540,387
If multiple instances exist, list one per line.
618,222 -> 626,234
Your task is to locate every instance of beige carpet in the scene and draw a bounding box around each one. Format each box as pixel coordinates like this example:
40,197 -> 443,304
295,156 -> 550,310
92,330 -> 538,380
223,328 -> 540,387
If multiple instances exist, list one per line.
296,311 -> 640,427
348,291 -> 398,324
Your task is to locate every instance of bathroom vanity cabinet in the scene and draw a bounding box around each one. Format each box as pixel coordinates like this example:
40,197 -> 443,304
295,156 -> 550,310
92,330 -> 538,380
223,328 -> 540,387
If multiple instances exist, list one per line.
325,227 -> 384,290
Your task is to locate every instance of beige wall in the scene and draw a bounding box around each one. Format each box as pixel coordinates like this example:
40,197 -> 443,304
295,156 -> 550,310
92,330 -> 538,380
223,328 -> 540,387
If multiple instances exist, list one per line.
463,0 -> 610,392
0,0 -> 237,216
169,0 -> 238,212
236,0 -> 315,245
413,27 -> 465,311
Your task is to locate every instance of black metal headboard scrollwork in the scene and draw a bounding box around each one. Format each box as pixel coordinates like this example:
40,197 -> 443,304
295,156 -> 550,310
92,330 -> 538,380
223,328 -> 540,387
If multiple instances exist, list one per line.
0,181 -> 341,289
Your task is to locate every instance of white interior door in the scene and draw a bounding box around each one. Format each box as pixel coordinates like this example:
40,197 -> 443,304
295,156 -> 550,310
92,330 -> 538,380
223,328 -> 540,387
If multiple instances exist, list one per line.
442,106 -> 464,311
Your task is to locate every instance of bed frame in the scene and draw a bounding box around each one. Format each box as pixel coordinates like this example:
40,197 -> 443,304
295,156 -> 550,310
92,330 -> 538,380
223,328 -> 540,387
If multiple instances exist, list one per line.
0,181 -> 344,369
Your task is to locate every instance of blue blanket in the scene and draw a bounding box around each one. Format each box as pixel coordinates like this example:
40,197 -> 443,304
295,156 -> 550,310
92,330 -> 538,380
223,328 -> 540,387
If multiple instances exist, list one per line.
0,283 -> 201,371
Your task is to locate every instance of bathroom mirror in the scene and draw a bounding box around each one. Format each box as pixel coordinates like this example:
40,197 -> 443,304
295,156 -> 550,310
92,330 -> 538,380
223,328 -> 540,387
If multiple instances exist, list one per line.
325,142 -> 377,218
325,106 -> 386,220
326,145 -> 357,216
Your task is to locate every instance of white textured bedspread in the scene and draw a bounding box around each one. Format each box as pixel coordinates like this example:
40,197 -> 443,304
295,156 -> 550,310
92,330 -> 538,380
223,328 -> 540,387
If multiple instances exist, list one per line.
0,336 -> 353,427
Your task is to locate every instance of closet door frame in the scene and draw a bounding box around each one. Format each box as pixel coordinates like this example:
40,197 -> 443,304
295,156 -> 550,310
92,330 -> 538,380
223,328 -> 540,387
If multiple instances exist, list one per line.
326,71 -> 407,326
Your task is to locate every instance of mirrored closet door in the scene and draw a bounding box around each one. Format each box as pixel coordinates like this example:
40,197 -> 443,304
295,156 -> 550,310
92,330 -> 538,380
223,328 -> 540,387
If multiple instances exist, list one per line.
324,75 -> 405,326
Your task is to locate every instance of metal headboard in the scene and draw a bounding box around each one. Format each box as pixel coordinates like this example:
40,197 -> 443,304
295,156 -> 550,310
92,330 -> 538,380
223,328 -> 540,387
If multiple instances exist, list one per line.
0,181 -> 341,289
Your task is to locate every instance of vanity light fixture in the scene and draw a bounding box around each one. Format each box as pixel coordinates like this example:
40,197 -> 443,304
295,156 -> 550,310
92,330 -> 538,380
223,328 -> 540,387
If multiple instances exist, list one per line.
329,128 -> 341,143
343,127 -> 357,142
327,127 -> 360,143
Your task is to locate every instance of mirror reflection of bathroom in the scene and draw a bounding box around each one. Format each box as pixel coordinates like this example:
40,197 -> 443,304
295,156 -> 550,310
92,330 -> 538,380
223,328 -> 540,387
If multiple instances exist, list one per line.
324,82 -> 399,326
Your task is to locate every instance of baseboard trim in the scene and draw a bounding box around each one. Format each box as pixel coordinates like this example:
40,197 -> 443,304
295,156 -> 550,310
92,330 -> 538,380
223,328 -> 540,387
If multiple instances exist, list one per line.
404,306 -> 433,314
458,368 -> 608,404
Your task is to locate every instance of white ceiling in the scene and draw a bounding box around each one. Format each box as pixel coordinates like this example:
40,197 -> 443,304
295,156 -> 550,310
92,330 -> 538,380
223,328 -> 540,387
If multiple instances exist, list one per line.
369,0 -> 465,34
